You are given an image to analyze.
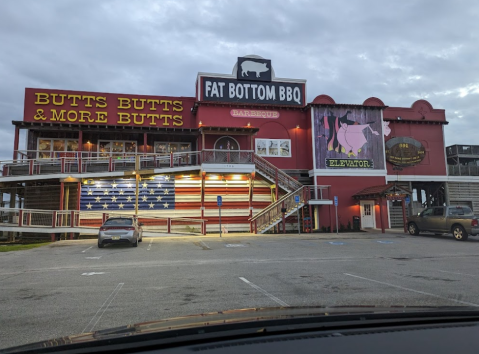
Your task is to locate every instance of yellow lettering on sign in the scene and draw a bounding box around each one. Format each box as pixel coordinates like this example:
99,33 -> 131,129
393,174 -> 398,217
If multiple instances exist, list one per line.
147,114 -> 159,125
35,93 -> 49,105
147,99 -> 160,111
78,111 -> 92,122
160,114 -> 172,126
51,94 -> 66,106
67,110 -> 78,122
160,100 -> 172,111
68,95 -> 82,107
82,95 -> 96,107
172,115 -> 183,126
132,113 -> 146,125
172,101 -> 183,112
117,112 -> 131,124
118,98 -> 131,109
51,109 -> 66,122
96,112 -> 107,123
34,109 -> 47,120
132,98 -> 146,110
96,96 -> 107,108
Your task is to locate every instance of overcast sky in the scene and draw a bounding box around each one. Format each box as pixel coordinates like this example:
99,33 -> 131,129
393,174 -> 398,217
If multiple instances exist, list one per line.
0,0 -> 478,159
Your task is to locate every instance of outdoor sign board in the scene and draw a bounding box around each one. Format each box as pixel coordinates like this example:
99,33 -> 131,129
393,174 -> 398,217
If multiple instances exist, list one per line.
385,137 -> 426,167
199,57 -> 306,106
23,88 -> 195,128
313,108 -> 385,170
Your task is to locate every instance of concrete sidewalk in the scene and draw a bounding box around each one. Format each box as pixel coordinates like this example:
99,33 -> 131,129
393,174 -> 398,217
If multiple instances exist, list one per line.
158,228 -> 408,239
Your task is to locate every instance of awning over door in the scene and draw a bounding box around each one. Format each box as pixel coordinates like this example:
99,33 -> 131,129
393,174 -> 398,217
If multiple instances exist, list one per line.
352,183 -> 411,200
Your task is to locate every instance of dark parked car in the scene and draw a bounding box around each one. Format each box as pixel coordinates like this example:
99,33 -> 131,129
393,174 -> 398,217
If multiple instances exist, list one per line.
407,206 -> 479,241
98,217 -> 143,248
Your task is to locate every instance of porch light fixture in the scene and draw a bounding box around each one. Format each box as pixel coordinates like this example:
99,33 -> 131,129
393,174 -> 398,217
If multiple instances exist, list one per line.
199,121 -> 203,126
247,122 -> 251,127
296,125 -> 300,129
87,140 -> 91,144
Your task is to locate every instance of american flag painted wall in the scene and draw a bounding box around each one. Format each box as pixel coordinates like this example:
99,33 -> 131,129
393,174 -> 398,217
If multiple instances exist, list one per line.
80,176 -> 175,211
79,174 -> 274,231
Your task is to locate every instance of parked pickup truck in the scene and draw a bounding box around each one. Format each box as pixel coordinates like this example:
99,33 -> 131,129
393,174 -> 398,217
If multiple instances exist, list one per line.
407,206 -> 479,241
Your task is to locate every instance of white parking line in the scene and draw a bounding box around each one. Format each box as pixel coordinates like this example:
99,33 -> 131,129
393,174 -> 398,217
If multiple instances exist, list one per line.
147,239 -> 153,251
199,240 -> 211,250
344,273 -> 479,307
85,257 -> 102,260
239,277 -> 289,307
438,270 -> 479,277
81,246 -> 93,253
82,282 -> 124,333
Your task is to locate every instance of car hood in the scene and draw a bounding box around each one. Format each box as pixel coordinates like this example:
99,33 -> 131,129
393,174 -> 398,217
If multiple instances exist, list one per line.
3,305 -> 478,353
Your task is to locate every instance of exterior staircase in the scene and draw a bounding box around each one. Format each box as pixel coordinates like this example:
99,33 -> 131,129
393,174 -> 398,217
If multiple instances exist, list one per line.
251,154 -> 308,233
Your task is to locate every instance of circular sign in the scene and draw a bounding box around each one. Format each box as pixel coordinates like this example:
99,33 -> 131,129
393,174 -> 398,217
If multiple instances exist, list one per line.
385,137 -> 426,167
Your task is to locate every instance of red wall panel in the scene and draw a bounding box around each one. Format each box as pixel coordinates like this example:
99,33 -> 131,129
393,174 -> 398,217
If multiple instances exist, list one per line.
384,101 -> 447,176
196,105 -> 311,169
316,176 -> 388,230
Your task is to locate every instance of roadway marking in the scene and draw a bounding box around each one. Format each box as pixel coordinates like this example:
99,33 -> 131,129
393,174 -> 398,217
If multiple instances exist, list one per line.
199,240 -> 211,250
81,272 -> 107,276
85,257 -> 101,260
344,273 -> 479,307
193,240 -> 211,250
82,283 -> 124,333
328,241 -> 345,245
82,246 -> 93,253
438,270 -> 479,277
376,240 -> 394,244
239,277 -> 289,307
225,244 -> 247,248
147,239 -> 153,251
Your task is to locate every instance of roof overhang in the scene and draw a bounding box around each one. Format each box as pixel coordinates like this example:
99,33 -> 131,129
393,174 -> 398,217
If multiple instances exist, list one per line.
352,183 -> 412,200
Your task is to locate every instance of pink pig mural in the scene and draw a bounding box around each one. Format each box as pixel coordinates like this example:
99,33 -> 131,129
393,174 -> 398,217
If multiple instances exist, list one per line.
337,122 -> 379,157
314,108 -> 385,170
319,110 -> 379,157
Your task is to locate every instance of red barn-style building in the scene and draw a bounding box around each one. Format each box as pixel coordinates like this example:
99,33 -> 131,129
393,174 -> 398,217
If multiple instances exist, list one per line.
0,55 -> 461,238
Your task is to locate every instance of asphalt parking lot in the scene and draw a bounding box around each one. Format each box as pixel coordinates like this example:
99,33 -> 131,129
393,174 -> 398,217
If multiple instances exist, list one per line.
2,231 -> 479,349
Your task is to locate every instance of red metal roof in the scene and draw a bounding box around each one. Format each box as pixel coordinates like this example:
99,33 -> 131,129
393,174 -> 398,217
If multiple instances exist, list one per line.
353,183 -> 411,198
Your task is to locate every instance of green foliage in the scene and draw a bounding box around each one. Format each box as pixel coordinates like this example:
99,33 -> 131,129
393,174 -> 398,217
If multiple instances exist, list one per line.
0,243 -> 51,252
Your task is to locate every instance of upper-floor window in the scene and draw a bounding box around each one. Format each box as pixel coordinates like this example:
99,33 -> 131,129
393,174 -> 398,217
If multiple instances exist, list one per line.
255,138 -> 291,157
154,142 -> 191,154
98,140 -> 136,157
37,138 -> 78,159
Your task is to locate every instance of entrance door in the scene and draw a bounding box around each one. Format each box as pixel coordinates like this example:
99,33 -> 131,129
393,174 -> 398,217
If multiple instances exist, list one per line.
360,201 -> 375,228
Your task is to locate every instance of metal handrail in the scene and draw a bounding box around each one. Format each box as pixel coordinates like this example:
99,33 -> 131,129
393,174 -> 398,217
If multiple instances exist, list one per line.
253,153 -> 303,192
250,186 -> 306,222
249,184 -> 331,233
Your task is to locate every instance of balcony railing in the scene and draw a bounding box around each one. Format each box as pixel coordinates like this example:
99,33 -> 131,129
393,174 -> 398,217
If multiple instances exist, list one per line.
202,149 -> 253,164
446,145 -> 479,157
0,208 -> 207,235
448,164 -> 479,176
1,151 -> 202,177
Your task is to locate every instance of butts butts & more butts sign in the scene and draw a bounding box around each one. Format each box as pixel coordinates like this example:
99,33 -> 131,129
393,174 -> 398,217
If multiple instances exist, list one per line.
199,56 -> 306,106
385,137 -> 426,167
23,88 -> 195,128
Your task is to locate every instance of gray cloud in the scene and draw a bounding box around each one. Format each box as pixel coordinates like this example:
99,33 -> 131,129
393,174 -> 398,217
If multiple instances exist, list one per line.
0,0 -> 478,160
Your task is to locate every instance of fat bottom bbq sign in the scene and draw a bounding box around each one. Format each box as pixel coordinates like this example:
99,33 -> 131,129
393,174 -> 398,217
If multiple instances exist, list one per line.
199,56 -> 306,106
385,137 -> 426,167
